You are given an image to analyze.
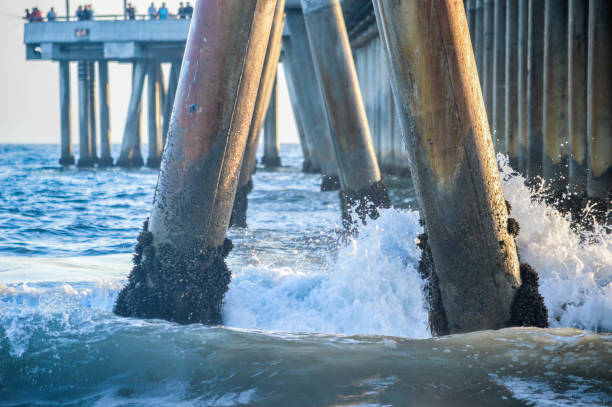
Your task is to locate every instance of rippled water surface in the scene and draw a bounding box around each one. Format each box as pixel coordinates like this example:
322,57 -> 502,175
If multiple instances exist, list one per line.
0,144 -> 610,406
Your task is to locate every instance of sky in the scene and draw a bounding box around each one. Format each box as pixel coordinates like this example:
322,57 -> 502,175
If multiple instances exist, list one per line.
0,0 -> 299,144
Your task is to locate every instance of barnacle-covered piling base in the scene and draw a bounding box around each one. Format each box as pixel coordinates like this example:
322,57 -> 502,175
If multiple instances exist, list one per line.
114,222 -> 233,325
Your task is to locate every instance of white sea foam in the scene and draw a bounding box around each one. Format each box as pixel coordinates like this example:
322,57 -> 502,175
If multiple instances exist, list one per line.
498,155 -> 612,332
223,208 -> 431,338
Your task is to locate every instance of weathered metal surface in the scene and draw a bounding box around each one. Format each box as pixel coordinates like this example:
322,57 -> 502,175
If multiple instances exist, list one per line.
527,0 -> 545,181
98,60 -> 113,166
59,61 -> 74,166
587,0 -> 612,202
146,62 -> 163,168
542,0 -> 569,197
373,0 -> 521,333
116,62 -> 146,167
568,0 -> 589,198
505,0 -> 519,169
301,0 -> 382,191
148,0 -> 276,250
493,0 -> 507,151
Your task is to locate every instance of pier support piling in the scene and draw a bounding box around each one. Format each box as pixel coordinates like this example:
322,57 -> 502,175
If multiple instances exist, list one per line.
543,0 -> 569,200
88,61 -> 98,164
483,0 -> 495,118
505,0 -> 519,169
114,0 -> 277,325
146,61 -> 163,168
493,0 -> 507,151
568,0 -> 589,211
281,53 -> 313,173
59,61 -> 74,166
373,0 -> 534,334
262,78 -> 282,168
98,60 -> 113,167
586,0 -> 612,221
285,11 -> 340,185
77,61 -> 93,167
527,0 -> 545,181
232,0 -> 285,228
301,0 -> 389,227
116,62 -> 146,167
162,61 -> 180,147
518,0 -> 529,173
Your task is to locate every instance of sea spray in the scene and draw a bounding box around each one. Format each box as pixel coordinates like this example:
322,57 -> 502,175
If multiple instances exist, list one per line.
498,154 -> 612,332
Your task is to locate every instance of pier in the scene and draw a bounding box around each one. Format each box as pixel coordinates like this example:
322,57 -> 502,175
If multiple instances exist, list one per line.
23,0 -> 610,333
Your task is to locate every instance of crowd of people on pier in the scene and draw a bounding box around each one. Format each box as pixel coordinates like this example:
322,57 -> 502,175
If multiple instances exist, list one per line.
24,2 -> 193,22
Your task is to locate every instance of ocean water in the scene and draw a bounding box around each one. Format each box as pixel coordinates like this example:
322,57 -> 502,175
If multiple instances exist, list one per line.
0,144 -> 610,406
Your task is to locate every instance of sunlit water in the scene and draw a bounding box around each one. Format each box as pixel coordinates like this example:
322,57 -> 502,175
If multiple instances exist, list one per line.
0,144 -> 610,406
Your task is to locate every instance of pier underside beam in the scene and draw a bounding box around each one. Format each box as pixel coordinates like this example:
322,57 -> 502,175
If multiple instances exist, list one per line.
542,0 -> 569,200
98,60 -> 113,167
373,0 -> 541,334
301,0 -> 389,228
59,61 -> 74,166
587,0 -> 612,222
232,0 -> 285,228
116,62 -> 146,167
114,0 -> 277,325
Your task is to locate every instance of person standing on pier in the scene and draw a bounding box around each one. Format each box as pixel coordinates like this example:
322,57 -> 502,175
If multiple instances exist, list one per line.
148,3 -> 157,19
184,2 -> 193,18
178,2 -> 185,19
76,5 -> 84,20
46,7 -> 56,22
126,3 -> 136,20
30,7 -> 43,22
158,3 -> 169,20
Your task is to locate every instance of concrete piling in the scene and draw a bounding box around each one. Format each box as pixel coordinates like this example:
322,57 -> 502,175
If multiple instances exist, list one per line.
88,62 -> 98,164
281,50 -> 314,173
518,0 -> 529,173
301,0 -> 389,227
482,0 -> 495,118
505,0 -> 519,169
98,60 -> 113,167
373,0 -> 528,334
493,0 -> 507,151
116,62 -> 146,167
59,61 -> 74,166
77,61 -> 93,167
262,78 -> 282,168
232,0 -> 285,228
146,61 -> 163,168
285,11 -> 339,185
474,0 -> 484,74
568,0 -> 589,207
587,0 -> 612,220
162,61 -> 180,147
114,0 -> 276,325
527,0 -> 545,181
543,0 -> 569,200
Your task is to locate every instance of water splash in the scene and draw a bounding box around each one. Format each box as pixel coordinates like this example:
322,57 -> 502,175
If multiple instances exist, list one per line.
498,154 -> 612,332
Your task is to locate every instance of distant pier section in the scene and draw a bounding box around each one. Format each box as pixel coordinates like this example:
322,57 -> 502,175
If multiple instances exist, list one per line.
24,18 -> 191,167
